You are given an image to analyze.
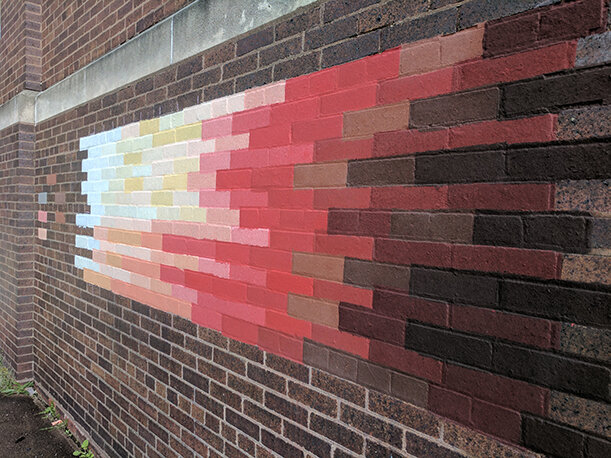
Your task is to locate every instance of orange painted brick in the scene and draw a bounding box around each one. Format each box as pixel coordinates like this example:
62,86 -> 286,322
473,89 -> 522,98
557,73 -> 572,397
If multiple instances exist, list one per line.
292,252 -> 344,282
106,252 -> 123,268
266,310 -> 312,338
400,38 -> 441,76
440,25 -> 484,66
293,162 -> 348,188
107,228 -> 141,246
141,232 -> 163,250
288,294 -> 339,328
311,324 -> 370,359
313,279 -> 373,308
83,269 -> 112,290
343,102 -> 410,137
315,234 -> 373,260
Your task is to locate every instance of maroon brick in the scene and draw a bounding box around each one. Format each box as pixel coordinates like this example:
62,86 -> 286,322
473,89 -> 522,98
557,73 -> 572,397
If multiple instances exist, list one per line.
410,87 -> 500,128
428,386 -> 472,424
471,399 -> 521,443
347,157 -> 415,186
539,0 -> 606,42
372,289 -> 449,326
339,303 -> 405,345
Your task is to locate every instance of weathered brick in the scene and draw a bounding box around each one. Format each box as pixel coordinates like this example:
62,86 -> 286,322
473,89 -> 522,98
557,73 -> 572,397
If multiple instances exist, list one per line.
557,105 -> 611,141
576,31 -> 611,67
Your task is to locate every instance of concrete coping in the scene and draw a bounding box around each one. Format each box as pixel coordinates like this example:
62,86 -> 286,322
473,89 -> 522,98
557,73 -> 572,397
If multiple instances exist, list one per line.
0,0 -> 316,130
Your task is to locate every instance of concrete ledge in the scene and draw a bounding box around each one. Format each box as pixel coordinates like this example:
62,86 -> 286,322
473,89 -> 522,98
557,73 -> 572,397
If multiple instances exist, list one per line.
0,0 -> 316,128
0,91 -> 37,131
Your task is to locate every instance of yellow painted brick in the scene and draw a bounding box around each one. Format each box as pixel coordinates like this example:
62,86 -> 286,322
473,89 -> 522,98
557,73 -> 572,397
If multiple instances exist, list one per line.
175,123 -> 203,142
180,207 -> 207,222
140,118 -> 160,135
174,157 -> 200,173
153,129 -> 176,147
125,177 -> 143,192
152,191 -> 173,206
163,174 -> 188,190
124,152 -> 142,165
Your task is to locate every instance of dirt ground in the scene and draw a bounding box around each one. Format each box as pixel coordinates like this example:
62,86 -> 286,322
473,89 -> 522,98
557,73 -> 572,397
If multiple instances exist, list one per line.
0,395 -> 76,457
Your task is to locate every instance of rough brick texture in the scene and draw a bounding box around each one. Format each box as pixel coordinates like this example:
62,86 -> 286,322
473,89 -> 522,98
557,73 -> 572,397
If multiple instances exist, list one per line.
0,0 -> 610,457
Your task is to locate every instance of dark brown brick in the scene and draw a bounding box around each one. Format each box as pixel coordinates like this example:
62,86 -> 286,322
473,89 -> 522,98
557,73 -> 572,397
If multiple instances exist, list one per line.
328,349 -> 358,381
473,214 -> 523,247
369,391 -> 440,436
265,353 -> 309,383
288,381 -> 337,416
177,56 -> 203,80
264,392 -> 308,426
285,423 -> 332,458
415,149 -> 505,184
183,366 -> 210,392
322,30 -> 380,68
311,414 -> 364,454
237,27 -> 273,56
347,157 -> 415,186
484,11 -> 540,57
339,303 -> 405,345
259,37 -> 302,67
303,340 -> 329,369
273,52 -> 320,81
358,0 -> 429,33
226,409 -> 260,440
193,67 -> 221,88
458,0 -> 544,30
306,16 -> 358,50
261,430 -> 304,458
312,369 -> 366,407
381,7 -> 458,50
223,54 -> 258,79
247,364 -> 286,393
523,415 -> 585,458
404,430 -> 464,458
243,401 -> 282,434
205,42 -> 237,68
391,371 -> 429,408
228,340 -> 264,364
341,404 -> 402,447
210,382 -> 241,411
539,0 -> 606,43
275,7 -> 321,40
410,87 -> 500,128
356,360 -> 391,392
502,67 -> 611,117
344,258 -> 411,291
323,0 -> 380,23
523,215 -> 589,253
213,348 -> 246,375
204,80 -> 234,101
228,373 -> 263,403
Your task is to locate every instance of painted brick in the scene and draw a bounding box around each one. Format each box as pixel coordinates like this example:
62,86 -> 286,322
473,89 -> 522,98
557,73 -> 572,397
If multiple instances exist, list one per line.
370,185 -> 448,210
440,25 -> 484,65
399,38 -> 442,76
347,157 -> 414,186
314,137 -> 373,162
377,67 -> 454,104
294,162 -> 348,188
369,341 -> 443,383
372,128 -> 449,157
343,258 -> 410,291
448,183 -> 553,211
410,87 -> 500,128
315,234 -> 373,259
373,290 -> 449,327
539,0 -> 606,43
320,84 -> 378,114
415,148 -> 505,184
338,303 -> 405,345
292,116 -> 344,143
523,416 -> 585,458
310,325 -> 370,359
428,386 -> 471,425
288,294 -> 339,329
292,252 -> 344,282
343,102 -> 411,137
374,239 -> 453,268
472,399 -> 521,443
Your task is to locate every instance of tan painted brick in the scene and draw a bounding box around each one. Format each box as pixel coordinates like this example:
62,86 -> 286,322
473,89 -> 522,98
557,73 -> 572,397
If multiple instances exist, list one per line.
83,269 -> 112,290
292,252 -> 344,282
400,39 -> 441,76
140,118 -> 160,135
294,162 -> 348,188
288,294 -> 339,328
175,123 -> 202,142
440,25 -> 484,66
153,129 -> 176,147
343,102 -> 410,138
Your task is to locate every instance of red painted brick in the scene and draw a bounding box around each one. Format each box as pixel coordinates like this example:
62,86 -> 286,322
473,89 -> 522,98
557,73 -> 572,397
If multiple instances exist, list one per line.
373,128 -> 449,158
278,210 -> 327,232
371,185 -> 448,210
337,48 -> 400,88
285,74 -> 311,101
451,305 -> 554,349
249,124 -> 291,148
188,238 -> 217,258
223,315 -> 259,345
374,239 -> 453,268
202,115 -> 232,139
314,137 -> 374,162
266,311 -> 312,338
369,340 -> 443,383
270,98 -> 319,124
320,84 -> 377,115
428,386 -> 471,425
268,144 -> 314,166
377,67 -> 454,104
268,189 -> 314,209
251,166 -> 294,189
247,286 -> 287,312
472,399 -> 522,443
231,147 -> 270,169
309,68 -> 339,95
267,271 -> 314,296
292,116 -> 343,143
160,265 -> 185,285
452,245 -> 560,279
250,247 -> 292,271
315,234 -> 373,259
270,230 -> 315,252
208,277 -> 248,302
311,324 -> 370,359
313,280 -> 373,308
232,107 -> 272,133
216,169 -> 252,189
230,190 -> 269,208
448,183 -> 553,211
484,12 -> 540,57
216,242 -> 251,264
449,115 -> 556,149
191,306 -> 223,332
339,304 -> 405,345
456,42 -> 576,91
258,327 -> 304,362
313,187 -> 371,210
444,364 -> 548,415
162,234 -> 189,254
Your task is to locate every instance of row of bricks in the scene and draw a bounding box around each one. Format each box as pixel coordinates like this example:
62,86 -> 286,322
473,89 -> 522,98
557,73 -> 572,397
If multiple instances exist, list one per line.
342,261 -> 610,328
328,209 -> 602,254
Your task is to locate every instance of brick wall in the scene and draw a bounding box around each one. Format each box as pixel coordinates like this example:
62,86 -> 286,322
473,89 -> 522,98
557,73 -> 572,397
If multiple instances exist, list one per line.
0,123 -> 36,379
0,0 -> 608,457
39,0 -> 195,91
0,0 -> 41,104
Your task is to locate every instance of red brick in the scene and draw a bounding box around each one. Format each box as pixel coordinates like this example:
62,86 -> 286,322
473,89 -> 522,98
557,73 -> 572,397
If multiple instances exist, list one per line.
448,183 -> 553,211
249,124 -> 291,148
251,166 -> 294,189
278,210 -> 327,232
270,230 -> 315,252
337,48 -> 400,88
267,271 -> 313,296
230,190 -> 268,208
314,137 -> 374,162
449,115 -> 556,149
313,187 -> 371,209
444,364 -> 548,415
266,311 -> 312,338
202,115 -> 233,139
451,305 -> 554,349
216,242 -> 250,264
484,12 -> 540,57
216,169 -> 252,189
247,286 -> 287,312
374,239 -> 453,268
339,304 -> 405,345
270,98 -> 319,124
232,107 -> 271,133
285,74 -> 311,101
292,116 -> 343,143
456,42 -> 576,91
428,386 -> 471,424
223,316 -> 259,345
371,185 -> 448,210
372,128 -> 449,157
160,265 -> 184,285
250,247 -> 292,271
258,328 -> 303,362
313,280 -> 373,308
369,341 -> 443,383
471,400 -> 522,443
315,234 -> 373,259
309,68 -> 339,95
320,84 -> 377,115
539,0 -> 606,43
452,245 -> 560,279
311,324 -> 370,359
377,67 -> 454,105
268,189 -> 314,209
267,144 -> 314,166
